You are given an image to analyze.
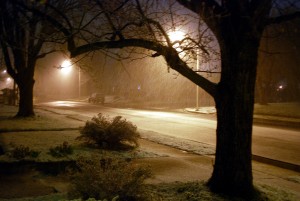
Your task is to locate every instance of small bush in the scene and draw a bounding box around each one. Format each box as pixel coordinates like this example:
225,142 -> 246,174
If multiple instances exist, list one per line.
49,141 -> 74,158
77,114 -> 140,150
68,154 -> 152,201
9,145 -> 40,159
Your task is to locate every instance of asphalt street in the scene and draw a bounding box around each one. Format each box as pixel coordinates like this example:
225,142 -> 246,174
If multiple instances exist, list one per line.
37,101 -> 300,170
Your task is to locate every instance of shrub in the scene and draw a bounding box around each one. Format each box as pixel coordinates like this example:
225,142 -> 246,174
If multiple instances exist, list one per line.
68,154 -> 152,201
77,114 -> 140,150
9,145 -> 40,159
49,141 -> 74,158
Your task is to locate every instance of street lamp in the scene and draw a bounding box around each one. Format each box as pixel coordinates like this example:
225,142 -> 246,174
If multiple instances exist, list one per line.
2,71 -> 13,89
60,60 -> 72,75
56,59 -> 81,99
168,30 -> 200,110
168,30 -> 185,44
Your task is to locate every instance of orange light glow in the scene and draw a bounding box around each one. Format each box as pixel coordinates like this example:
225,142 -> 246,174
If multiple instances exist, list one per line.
61,60 -> 72,75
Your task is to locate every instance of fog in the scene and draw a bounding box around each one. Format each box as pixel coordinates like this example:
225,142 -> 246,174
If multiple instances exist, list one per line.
34,52 -> 220,107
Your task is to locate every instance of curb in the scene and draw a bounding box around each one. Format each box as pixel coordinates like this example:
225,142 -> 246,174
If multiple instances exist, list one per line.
253,117 -> 300,129
252,155 -> 300,173
184,107 -> 300,129
184,107 -> 216,114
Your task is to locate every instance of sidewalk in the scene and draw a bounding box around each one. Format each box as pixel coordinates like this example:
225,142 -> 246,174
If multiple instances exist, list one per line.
185,107 -> 300,128
0,104 -> 300,200
185,107 -> 300,172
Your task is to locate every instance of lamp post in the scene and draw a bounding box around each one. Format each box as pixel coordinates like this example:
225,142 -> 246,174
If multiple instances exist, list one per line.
168,30 -> 200,110
1,69 -> 17,105
56,59 -> 81,99
196,50 -> 199,111
78,67 -> 81,99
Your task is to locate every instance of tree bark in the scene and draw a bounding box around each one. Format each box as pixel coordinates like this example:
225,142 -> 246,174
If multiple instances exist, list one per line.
174,0 -> 276,197
16,77 -> 35,117
209,92 -> 254,197
207,36 -> 259,198
256,80 -> 269,105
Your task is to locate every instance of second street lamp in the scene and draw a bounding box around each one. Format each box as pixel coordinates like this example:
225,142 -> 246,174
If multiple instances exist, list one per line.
56,59 -> 81,99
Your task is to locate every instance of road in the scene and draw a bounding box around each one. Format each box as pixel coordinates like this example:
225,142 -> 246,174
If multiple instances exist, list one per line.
37,101 -> 300,168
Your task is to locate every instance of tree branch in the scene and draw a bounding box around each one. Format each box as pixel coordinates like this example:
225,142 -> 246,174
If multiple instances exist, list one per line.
36,50 -> 58,59
0,42 -> 17,79
70,39 -> 163,57
267,11 -> 300,25
175,0 -> 224,43
16,2 -> 76,51
176,0 -> 223,15
70,39 -> 217,97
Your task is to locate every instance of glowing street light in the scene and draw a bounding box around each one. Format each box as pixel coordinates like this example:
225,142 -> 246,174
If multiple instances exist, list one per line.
168,30 -> 200,110
168,30 -> 185,52
60,60 -> 72,75
56,59 -> 81,98
168,30 -> 185,43
1,70 -> 12,86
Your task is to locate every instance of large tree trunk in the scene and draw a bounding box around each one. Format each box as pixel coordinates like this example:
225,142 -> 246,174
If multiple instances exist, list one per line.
208,37 -> 259,198
256,83 -> 269,105
16,77 -> 35,117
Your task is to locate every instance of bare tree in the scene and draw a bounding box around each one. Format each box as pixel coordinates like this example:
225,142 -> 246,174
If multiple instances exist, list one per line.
0,0 -> 75,117
174,0 -> 300,197
4,0 -> 300,198
40,0 -> 300,198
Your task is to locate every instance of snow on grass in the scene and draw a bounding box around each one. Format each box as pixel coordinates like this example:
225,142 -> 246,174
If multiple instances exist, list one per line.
0,106 -> 85,132
1,104 -> 299,200
2,182 -> 298,201
139,129 -> 215,156
0,105 -> 162,162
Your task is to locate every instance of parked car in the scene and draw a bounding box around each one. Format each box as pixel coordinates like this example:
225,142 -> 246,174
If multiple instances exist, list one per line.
88,93 -> 105,104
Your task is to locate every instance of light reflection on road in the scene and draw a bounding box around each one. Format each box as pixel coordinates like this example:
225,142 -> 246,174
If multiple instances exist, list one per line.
44,101 -> 86,108
138,111 -> 180,118
37,101 -> 300,166
136,110 -> 216,127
